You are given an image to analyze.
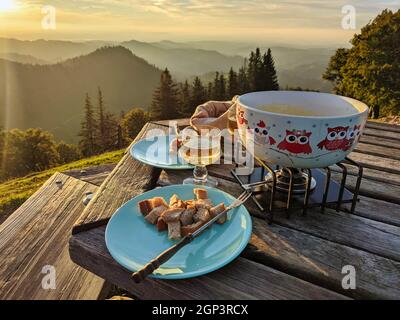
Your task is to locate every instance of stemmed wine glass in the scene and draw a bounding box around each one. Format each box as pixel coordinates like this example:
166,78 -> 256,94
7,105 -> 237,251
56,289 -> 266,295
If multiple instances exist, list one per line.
179,125 -> 221,187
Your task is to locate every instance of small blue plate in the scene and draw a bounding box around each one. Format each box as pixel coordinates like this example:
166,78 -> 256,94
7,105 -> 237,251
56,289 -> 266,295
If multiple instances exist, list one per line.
131,135 -> 194,170
105,184 -> 252,280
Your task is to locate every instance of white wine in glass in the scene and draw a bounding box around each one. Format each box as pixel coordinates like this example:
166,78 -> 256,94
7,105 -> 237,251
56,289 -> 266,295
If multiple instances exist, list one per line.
180,129 -> 221,187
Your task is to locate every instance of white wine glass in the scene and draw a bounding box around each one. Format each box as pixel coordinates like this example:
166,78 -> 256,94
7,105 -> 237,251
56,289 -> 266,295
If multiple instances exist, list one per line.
179,126 -> 221,187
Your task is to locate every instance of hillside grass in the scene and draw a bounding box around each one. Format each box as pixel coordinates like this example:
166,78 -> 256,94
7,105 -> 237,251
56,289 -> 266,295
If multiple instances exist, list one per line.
0,149 -> 125,221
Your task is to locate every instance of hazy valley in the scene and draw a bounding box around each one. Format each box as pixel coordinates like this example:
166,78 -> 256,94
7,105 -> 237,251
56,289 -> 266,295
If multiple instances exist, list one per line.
0,38 -> 334,142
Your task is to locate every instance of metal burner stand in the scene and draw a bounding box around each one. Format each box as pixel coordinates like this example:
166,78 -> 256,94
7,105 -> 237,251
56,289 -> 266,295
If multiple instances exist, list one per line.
231,157 -> 363,223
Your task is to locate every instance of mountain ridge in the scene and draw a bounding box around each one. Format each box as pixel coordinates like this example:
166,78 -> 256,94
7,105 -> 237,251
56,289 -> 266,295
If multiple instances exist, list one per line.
0,37 -> 334,89
0,46 -> 161,143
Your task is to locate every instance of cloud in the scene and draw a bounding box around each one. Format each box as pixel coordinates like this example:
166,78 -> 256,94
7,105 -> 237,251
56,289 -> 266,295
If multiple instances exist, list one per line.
2,0 -> 399,44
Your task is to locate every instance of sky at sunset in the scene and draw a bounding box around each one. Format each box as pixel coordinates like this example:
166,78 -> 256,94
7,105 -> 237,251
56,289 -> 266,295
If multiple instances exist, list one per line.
0,0 -> 399,46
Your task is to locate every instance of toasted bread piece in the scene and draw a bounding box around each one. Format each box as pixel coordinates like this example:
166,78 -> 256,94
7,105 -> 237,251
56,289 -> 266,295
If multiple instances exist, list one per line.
193,208 -> 211,223
181,221 -> 204,236
195,199 -> 213,210
169,195 -> 186,209
138,199 -> 153,216
210,203 -> 227,224
144,205 -> 168,224
194,188 -> 208,200
156,218 -> 167,232
152,197 -> 169,208
138,197 -> 168,216
169,194 -> 179,207
185,199 -> 196,209
177,200 -> 187,209
180,207 -> 195,226
168,221 -> 181,240
161,208 -> 185,223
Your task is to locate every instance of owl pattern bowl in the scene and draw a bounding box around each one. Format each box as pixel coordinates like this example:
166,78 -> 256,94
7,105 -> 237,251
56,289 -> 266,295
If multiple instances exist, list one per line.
237,91 -> 369,168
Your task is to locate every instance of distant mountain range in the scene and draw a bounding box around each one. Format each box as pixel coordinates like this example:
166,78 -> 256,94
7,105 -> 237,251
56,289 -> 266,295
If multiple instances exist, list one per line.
0,38 -> 336,142
0,38 -> 113,63
121,40 -> 244,79
0,38 -> 334,89
0,46 -> 161,142
0,53 -> 49,65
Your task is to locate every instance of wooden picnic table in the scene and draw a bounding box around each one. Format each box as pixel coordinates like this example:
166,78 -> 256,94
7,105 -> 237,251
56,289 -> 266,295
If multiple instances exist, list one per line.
69,119 -> 400,300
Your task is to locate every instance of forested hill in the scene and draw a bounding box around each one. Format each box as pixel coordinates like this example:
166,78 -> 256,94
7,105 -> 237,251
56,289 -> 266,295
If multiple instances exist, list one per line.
0,46 -> 161,142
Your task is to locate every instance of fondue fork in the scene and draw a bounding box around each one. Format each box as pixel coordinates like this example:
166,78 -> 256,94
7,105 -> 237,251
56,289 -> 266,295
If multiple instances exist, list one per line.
132,190 -> 252,283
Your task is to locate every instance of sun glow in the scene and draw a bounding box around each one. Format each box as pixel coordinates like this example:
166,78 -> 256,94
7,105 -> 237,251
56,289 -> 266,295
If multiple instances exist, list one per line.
0,0 -> 18,12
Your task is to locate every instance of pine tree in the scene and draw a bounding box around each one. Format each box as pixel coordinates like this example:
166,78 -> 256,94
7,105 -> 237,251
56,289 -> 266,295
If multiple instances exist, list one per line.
247,48 -> 279,92
190,77 -> 207,111
247,51 -> 256,91
206,82 -> 213,101
247,49 -> 263,91
151,68 -> 180,120
228,67 -> 239,98
212,72 -> 227,100
263,49 -> 279,90
103,112 -> 118,150
79,93 -> 97,156
212,72 -> 221,100
179,80 -> 191,117
238,62 -> 250,95
253,48 -> 264,91
219,74 -> 227,100
96,87 -> 106,152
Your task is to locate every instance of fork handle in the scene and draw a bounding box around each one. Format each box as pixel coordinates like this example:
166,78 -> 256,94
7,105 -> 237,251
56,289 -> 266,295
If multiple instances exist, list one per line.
132,235 -> 192,283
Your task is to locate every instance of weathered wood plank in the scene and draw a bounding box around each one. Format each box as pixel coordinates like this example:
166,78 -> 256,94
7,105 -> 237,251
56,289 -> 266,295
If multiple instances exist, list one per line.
360,135 -> 400,150
335,166 -> 400,187
247,219 -> 400,300
64,164 -> 116,186
331,171 -> 400,205
69,226 -> 349,300
347,152 -> 400,176
72,123 -> 166,234
363,127 -> 400,141
158,170 -> 400,299
0,173 -> 105,300
354,142 -> 400,161
366,121 -> 400,133
273,207 -> 400,262
351,196 -> 400,227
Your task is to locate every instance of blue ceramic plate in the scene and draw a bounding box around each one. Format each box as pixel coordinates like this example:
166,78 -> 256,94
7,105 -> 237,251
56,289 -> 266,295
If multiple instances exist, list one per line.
130,135 -> 194,170
105,184 -> 252,280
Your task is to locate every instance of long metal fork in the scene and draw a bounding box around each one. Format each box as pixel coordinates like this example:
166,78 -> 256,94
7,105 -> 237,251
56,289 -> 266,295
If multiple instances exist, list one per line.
132,190 -> 252,283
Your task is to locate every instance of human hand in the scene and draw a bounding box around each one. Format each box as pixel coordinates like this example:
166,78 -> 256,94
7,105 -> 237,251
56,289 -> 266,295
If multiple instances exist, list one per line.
190,96 -> 238,130
170,97 -> 238,155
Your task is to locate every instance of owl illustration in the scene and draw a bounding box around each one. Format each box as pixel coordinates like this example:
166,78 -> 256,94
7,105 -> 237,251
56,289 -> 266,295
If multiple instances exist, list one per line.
253,120 -> 276,145
237,108 -> 248,126
277,129 -> 312,154
317,126 -> 349,151
342,124 -> 361,151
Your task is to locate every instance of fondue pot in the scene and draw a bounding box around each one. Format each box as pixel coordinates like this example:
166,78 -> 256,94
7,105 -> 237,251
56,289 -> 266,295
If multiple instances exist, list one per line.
236,91 -> 369,168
